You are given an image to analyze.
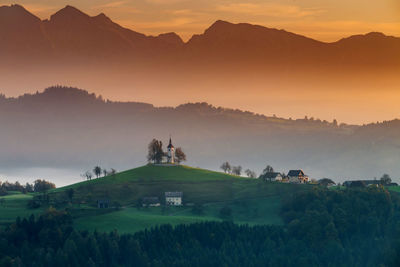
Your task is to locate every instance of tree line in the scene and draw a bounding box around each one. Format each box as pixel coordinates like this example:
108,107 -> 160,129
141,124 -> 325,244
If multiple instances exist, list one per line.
221,162 -> 276,179
1,186 -> 400,266
0,179 -> 55,196
81,166 -> 117,181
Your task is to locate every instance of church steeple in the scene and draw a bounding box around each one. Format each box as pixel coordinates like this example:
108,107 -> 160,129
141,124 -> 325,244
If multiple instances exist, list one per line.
168,137 -> 174,149
167,136 -> 175,163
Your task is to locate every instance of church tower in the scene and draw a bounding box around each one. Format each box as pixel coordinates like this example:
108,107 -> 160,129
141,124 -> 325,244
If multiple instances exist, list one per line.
167,137 -> 175,164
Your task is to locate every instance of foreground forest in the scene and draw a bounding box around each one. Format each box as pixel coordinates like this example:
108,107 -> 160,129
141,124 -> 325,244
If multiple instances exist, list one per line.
1,187 -> 400,266
1,86 -> 400,184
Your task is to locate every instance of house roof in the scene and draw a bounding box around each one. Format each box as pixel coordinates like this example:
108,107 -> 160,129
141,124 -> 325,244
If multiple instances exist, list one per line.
288,170 -> 305,176
262,172 -> 282,179
165,191 -> 182,197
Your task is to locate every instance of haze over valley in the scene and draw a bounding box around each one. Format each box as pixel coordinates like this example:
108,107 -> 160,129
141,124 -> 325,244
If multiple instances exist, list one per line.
1,86 -> 399,186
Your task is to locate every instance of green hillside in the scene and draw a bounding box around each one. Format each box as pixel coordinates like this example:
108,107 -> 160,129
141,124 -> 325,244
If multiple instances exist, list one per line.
2,164 -> 312,233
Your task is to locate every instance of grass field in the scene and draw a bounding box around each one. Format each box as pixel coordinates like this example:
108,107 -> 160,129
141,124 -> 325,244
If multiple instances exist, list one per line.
0,192 -> 44,226
2,164 -> 311,233
387,186 -> 400,193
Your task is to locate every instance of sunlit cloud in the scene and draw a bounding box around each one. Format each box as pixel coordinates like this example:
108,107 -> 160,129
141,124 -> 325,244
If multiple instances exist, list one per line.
95,1 -> 128,9
216,3 -> 325,18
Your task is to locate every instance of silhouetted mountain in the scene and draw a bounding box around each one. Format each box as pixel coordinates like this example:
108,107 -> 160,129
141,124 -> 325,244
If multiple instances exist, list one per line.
1,86 -> 399,185
0,4 -> 399,68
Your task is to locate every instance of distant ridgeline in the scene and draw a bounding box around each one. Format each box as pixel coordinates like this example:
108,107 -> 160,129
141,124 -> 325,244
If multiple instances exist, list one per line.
1,187 -> 400,266
0,86 -> 400,182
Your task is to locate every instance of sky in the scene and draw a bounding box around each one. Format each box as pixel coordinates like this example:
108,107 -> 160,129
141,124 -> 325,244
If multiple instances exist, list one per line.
1,0 -> 399,41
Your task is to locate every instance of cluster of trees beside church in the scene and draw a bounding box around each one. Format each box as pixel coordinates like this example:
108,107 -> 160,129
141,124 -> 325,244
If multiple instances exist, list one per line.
1,187 -> 400,266
147,139 -> 186,164
0,179 -> 55,196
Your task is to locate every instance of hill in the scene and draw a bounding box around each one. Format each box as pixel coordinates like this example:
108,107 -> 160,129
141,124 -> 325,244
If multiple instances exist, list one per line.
1,164 -> 311,233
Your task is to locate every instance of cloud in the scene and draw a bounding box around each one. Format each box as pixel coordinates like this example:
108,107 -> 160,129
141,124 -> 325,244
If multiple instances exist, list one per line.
95,1 -> 128,9
216,3 -> 325,18
145,0 -> 190,4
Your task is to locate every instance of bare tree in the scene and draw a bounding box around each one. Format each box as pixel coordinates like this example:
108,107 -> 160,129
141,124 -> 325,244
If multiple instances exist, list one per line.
232,166 -> 242,176
175,147 -> 187,164
81,171 -> 92,181
147,139 -> 164,164
245,169 -> 257,178
220,162 -> 231,173
110,168 -> 117,176
93,166 -> 102,178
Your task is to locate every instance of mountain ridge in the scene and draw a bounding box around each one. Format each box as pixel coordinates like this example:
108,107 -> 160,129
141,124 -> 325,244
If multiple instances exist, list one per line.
1,4 -> 399,64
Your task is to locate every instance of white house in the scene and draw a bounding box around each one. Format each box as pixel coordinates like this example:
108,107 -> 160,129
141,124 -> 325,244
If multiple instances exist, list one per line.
165,192 -> 182,206
287,170 -> 309,183
167,138 -> 175,164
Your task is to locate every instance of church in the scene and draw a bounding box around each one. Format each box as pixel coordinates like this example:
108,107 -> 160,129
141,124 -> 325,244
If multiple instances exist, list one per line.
166,137 -> 175,164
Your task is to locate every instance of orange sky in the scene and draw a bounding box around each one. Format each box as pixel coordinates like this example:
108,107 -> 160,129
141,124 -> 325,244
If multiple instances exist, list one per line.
1,0 -> 399,41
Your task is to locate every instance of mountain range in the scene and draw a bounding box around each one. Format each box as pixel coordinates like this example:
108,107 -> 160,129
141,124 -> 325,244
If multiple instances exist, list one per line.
1,4 -> 399,69
1,86 -> 400,185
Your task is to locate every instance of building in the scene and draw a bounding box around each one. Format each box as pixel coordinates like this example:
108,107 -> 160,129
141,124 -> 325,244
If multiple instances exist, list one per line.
261,172 -> 283,182
287,170 -> 309,183
142,197 -> 160,207
97,199 -> 109,208
167,137 -> 175,164
165,191 -> 182,206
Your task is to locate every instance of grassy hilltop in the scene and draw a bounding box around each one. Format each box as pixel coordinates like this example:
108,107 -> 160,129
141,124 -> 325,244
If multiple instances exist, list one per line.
1,165 -> 312,233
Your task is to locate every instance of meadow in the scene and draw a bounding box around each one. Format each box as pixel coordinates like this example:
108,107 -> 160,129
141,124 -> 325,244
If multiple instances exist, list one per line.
2,165 -> 311,233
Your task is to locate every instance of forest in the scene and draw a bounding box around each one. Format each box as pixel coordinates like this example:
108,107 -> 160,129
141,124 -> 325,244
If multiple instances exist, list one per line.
1,187 -> 400,266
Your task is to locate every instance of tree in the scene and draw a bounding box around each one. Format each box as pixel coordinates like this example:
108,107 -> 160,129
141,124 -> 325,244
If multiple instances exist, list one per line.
262,165 -> 274,175
93,166 -> 102,178
33,179 -> 55,193
110,168 -> 117,178
174,147 -> 186,164
81,171 -> 92,181
147,139 -> 164,164
65,188 -> 74,202
380,174 -> 392,185
318,178 -> 335,187
220,162 -> 231,173
102,169 -> 108,177
232,166 -> 242,176
245,169 -> 257,178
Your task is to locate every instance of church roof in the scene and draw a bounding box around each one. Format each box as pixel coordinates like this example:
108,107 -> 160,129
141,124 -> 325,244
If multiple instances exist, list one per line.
167,137 -> 174,148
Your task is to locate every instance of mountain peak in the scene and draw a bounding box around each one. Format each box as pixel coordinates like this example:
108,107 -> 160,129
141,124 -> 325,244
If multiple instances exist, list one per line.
50,5 -> 90,22
0,4 -> 40,23
157,32 -> 184,45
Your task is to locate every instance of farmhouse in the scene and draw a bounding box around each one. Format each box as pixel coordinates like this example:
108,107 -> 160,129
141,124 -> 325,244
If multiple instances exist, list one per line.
287,170 -> 309,183
262,172 -> 283,182
165,191 -> 183,206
